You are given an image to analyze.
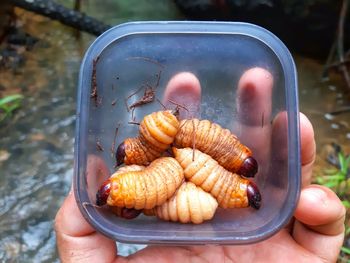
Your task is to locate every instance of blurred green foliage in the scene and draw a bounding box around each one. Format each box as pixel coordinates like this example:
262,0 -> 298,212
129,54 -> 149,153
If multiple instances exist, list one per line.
316,150 -> 350,262
316,152 -> 350,194
0,94 -> 23,122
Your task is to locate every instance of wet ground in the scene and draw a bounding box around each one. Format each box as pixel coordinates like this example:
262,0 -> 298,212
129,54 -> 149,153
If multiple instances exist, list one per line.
297,56 -> 350,173
0,1 -> 349,262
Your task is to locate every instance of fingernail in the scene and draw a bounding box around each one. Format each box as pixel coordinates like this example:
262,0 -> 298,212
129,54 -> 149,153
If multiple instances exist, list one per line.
306,188 -> 327,206
241,82 -> 256,101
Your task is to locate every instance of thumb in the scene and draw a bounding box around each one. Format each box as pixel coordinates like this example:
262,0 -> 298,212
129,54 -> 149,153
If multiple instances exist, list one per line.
55,191 -> 117,262
292,185 -> 345,262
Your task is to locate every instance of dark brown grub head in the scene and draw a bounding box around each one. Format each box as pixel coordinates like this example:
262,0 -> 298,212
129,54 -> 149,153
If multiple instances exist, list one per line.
247,181 -> 261,210
96,180 -> 111,206
120,208 -> 142,219
238,157 -> 258,178
116,142 -> 126,166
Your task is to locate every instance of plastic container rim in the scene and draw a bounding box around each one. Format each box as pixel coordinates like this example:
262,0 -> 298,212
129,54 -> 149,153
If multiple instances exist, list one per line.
73,21 -> 301,245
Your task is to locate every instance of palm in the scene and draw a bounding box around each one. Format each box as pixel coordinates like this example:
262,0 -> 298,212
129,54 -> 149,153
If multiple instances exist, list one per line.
120,226 -> 334,263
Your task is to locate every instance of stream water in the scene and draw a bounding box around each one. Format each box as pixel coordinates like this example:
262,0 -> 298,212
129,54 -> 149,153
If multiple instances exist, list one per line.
0,1 -> 349,262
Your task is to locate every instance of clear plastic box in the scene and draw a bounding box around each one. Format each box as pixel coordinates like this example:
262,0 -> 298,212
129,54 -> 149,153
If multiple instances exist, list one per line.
74,21 -> 300,245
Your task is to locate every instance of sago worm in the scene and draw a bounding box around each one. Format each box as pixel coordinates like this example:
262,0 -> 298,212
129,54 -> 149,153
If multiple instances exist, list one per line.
173,147 -> 261,209
116,110 -> 180,166
108,165 -> 146,219
96,157 -> 184,209
174,118 -> 258,177
144,182 -> 218,224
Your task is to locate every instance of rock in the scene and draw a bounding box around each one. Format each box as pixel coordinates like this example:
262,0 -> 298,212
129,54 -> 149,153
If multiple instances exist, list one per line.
0,150 -> 10,162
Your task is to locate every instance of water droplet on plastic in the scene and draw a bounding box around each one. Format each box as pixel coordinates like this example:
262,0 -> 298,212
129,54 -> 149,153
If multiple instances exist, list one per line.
324,113 -> 334,120
331,123 -> 339,129
328,85 -> 336,91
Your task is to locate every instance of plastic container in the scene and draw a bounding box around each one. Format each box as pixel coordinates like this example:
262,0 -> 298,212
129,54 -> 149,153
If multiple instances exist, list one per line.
74,21 -> 300,245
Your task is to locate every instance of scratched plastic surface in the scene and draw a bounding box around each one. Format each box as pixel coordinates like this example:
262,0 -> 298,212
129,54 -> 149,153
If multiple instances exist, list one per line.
74,21 -> 300,244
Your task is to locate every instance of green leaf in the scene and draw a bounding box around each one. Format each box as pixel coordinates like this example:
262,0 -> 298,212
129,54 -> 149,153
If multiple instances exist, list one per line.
341,246 -> 350,255
342,200 -> 350,208
323,180 -> 340,188
338,152 -> 349,175
344,155 -> 350,174
323,168 -> 339,175
0,94 -> 23,122
332,174 -> 346,180
321,174 -> 345,180
345,154 -> 350,164
0,94 -> 23,107
315,177 -> 324,184
346,226 -> 350,236
338,153 -> 345,170
6,103 -> 21,113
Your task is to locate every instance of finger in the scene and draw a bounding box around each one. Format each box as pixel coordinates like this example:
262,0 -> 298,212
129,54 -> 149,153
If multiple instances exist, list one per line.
85,154 -> 111,203
162,72 -> 201,119
236,67 -> 273,127
55,193 -> 117,262
293,185 -> 346,262
268,111 -> 289,188
235,67 -> 274,180
270,112 -> 316,188
55,155 -> 117,262
299,113 -> 316,187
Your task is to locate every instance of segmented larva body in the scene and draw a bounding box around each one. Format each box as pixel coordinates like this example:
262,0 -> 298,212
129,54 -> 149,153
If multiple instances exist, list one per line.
107,157 -> 184,210
108,165 -> 146,219
174,119 -> 258,178
144,182 -> 218,224
110,164 -> 145,179
116,110 -> 179,166
96,165 -> 145,206
173,148 -> 261,209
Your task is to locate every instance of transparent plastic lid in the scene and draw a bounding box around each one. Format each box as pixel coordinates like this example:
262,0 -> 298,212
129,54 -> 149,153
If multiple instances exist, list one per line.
74,21 -> 300,245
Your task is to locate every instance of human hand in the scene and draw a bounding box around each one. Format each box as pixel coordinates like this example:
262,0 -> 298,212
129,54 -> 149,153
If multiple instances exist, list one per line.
55,68 -> 345,262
